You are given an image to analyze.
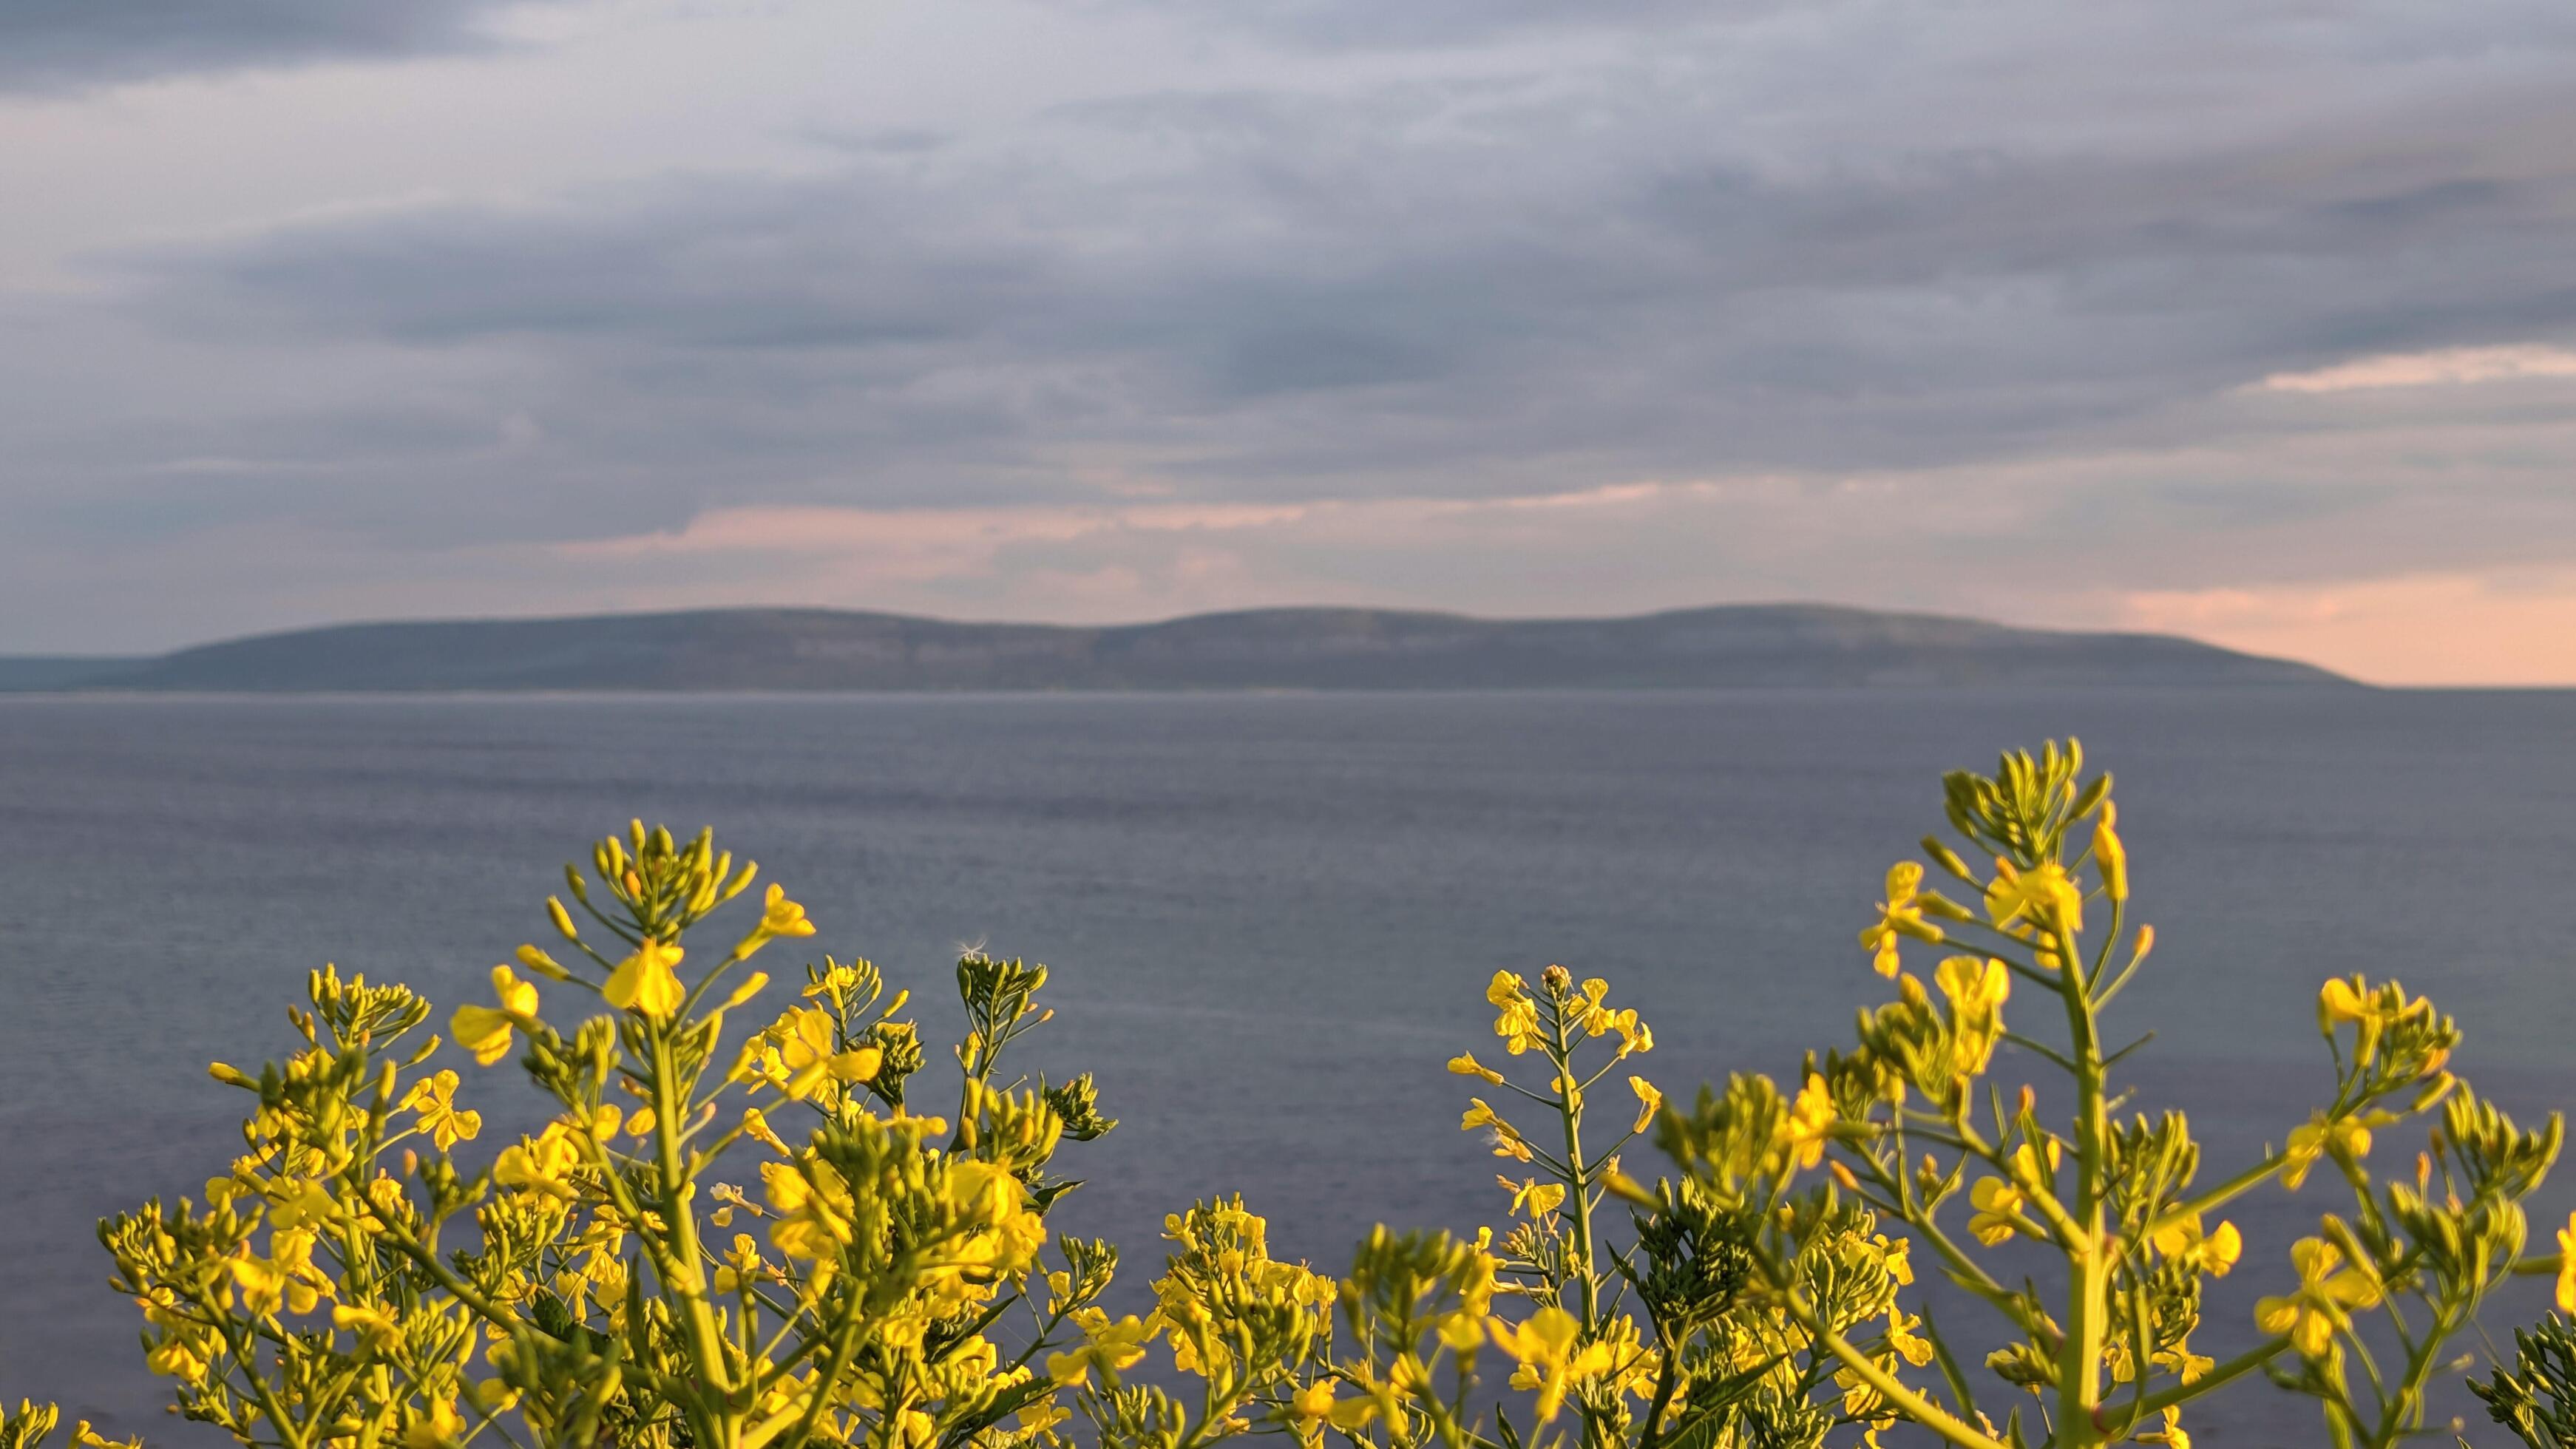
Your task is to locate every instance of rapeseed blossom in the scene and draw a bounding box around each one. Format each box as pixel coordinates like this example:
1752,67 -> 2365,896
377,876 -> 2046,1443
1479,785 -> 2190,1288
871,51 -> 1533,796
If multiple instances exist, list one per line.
2282,1110 -> 2373,1190
1780,1072 -> 1835,1170
1628,1076 -> 1662,1133
1489,1306 -> 1614,1422
2558,1212 -> 2576,1314
2152,1215 -> 2243,1277
1967,1178 -> 2027,1246
450,964 -> 538,1066
1984,858 -> 2083,936
1462,1098 -> 1535,1162
1499,1175 -> 1566,1219
397,1070 -> 480,1151
603,937 -> 685,1019
1860,862 -> 1939,977
2254,1238 -> 2379,1356
1045,1311 -> 1150,1388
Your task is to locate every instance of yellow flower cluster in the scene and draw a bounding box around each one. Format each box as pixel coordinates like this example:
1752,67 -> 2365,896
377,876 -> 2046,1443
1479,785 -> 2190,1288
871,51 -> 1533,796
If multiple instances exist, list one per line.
26,749 -> 2568,1449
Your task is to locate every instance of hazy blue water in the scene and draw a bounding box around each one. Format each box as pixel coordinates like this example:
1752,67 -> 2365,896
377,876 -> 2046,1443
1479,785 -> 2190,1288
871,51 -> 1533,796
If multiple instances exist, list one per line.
4,689 -> 2574,1445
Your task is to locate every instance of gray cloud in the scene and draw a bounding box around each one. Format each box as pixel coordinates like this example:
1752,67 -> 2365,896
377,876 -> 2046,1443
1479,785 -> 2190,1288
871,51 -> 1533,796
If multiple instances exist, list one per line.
10,0 -> 2576,655
0,0 -> 557,91
95,44 -> 2576,512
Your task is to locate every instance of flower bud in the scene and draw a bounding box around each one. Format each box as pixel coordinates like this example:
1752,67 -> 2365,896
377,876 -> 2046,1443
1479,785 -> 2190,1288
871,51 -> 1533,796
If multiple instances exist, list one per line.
515,945 -> 570,981
2093,804 -> 2128,903
1921,837 -> 1976,883
1599,1171 -> 1656,1207
547,897 -> 579,940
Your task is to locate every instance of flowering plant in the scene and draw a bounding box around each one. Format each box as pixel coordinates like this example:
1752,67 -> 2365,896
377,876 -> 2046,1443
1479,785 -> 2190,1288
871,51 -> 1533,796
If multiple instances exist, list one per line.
5,742 -> 2572,1449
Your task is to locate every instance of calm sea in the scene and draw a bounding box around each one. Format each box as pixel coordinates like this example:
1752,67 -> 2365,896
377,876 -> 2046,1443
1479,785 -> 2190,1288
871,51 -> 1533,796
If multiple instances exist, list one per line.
4,689 -> 2572,1444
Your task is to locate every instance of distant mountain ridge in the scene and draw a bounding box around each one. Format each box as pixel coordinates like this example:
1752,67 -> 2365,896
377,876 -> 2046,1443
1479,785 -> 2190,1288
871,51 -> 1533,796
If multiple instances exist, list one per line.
0,605 -> 2348,691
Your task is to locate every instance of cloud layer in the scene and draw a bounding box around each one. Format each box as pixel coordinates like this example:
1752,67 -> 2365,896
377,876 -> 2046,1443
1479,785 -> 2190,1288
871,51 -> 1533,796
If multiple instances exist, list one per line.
0,0 -> 551,92
4,0 -> 2576,681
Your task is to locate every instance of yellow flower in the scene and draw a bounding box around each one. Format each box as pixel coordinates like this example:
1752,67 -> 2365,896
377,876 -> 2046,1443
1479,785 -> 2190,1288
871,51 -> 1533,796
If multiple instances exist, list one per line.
1629,1076 -> 1663,1133
398,1070 -> 482,1152
713,1233 -> 765,1293
265,1177 -> 338,1232
2556,1212 -> 2576,1314
1576,977 -> 1619,1036
763,1158 -> 855,1260
2281,1110 -> 2372,1190
333,1303 -> 401,1355
144,1332 -> 210,1381
404,1399 -> 464,1449
2317,976 -> 2371,1031
229,1229 -> 325,1318
1967,1178 -> 2025,1245
1462,1099 -> 1534,1162
1289,1380 -> 1343,1445
1045,1310 -> 1151,1388
2151,1215 -> 2242,1277
451,964 -> 538,1067
1936,954 -> 2010,1075
2135,1406 -> 2190,1449
1448,1052 -> 1506,1085
1486,970 -> 1528,1007
1887,1309 -> 1934,1368
761,883 -> 816,936
742,1106 -> 790,1154
1489,1307 -> 1616,1422
603,937 -> 686,1020
1778,1073 -> 1835,1170
773,1005 -> 884,1100
1498,1175 -> 1567,1220
736,883 -> 819,957
493,1121 -> 583,1198
1875,1233 -> 1914,1285
1607,1008 -> 1653,1056
2254,1238 -> 2379,1357
1860,862 -> 1941,977
1984,858 -> 2082,936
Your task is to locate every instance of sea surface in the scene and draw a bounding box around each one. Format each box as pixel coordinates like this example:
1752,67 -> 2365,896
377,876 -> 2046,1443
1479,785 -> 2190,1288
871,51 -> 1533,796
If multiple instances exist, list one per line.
4,689 -> 2572,1445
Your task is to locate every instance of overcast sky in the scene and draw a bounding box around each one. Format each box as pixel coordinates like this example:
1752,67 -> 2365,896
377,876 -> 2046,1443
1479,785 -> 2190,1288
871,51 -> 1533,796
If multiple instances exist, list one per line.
4,0 -> 2575,682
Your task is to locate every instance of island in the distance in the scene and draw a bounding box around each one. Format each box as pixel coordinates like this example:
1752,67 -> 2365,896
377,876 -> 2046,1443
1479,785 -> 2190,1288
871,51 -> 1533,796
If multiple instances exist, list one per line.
0,604 -> 2348,692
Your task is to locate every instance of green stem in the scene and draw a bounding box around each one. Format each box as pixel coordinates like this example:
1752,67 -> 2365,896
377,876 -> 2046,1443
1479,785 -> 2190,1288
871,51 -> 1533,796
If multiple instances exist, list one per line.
652,1028 -> 739,1447
2052,920 -> 2109,1448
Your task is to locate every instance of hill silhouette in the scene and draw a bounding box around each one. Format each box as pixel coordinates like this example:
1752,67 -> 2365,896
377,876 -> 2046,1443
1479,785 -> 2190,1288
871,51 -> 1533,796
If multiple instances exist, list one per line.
1,604 -> 2348,692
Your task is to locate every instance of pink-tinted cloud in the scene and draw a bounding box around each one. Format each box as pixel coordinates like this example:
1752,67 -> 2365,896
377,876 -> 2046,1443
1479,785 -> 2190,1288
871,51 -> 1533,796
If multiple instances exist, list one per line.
2253,345 -> 2576,395
2118,571 -> 2576,686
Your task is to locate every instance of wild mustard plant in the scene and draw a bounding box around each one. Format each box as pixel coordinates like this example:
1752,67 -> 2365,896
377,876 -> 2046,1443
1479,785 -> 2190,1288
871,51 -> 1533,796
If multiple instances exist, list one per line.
1732,740 -> 2564,1449
84,823 -> 1127,1449
9,743 -> 2576,1449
